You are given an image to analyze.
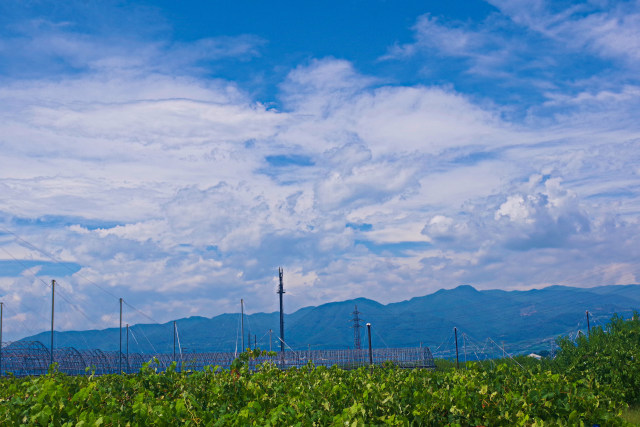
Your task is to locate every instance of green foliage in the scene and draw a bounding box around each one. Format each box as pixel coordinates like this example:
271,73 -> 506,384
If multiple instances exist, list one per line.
2,319 -> 640,426
0,357 -> 627,425
553,312 -> 640,404
230,347 -> 277,373
433,357 -> 458,371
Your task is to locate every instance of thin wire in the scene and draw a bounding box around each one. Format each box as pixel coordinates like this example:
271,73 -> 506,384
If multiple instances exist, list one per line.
128,328 -> 144,353
257,330 -> 270,348
277,336 -> 300,358
242,301 -> 254,345
462,333 -> 486,368
0,227 -> 121,301
0,246 -> 94,326
0,248 -> 97,345
487,337 -> 525,370
122,300 -> 162,325
3,243 -> 148,355
431,330 -> 454,354
1,228 -> 165,342
175,323 -> 183,363
135,326 -> 159,356
372,328 -> 390,349
1,302 -> 43,341
54,296 -> 93,350
464,334 -> 495,369
0,282 -> 51,329
49,281 -> 95,326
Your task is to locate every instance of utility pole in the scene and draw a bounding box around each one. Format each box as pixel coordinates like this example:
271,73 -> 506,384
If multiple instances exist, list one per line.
367,323 -> 373,366
254,335 -> 257,349
586,310 -> 591,338
241,299 -> 245,351
119,298 -> 123,374
277,267 -> 285,354
173,321 -> 177,362
50,279 -> 55,367
454,327 -> 459,369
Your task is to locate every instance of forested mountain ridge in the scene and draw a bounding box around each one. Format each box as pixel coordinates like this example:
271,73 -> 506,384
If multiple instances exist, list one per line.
22,284 -> 640,355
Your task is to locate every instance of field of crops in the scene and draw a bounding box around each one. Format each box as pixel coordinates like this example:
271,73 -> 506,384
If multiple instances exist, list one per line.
1,314 -> 639,426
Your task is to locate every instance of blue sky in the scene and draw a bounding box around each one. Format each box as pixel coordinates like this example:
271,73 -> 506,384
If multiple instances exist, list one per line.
0,0 -> 639,340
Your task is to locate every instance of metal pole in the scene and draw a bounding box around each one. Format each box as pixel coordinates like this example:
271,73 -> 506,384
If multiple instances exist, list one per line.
366,323 -> 373,366
126,324 -> 129,374
454,327 -> 459,369
241,299 -> 244,351
254,335 -> 257,349
0,302 -> 3,376
119,298 -> 123,373
278,267 -> 285,353
173,321 -> 176,362
586,310 -> 590,338
51,279 -> 55,367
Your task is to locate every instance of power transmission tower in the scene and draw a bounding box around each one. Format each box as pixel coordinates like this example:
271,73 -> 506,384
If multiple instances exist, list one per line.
351,305 -> 363,350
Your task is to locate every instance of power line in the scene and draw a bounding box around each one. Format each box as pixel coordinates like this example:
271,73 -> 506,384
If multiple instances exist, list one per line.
0,246 -> 94,326
122,300 -> 161,325
0,226 -> 120,301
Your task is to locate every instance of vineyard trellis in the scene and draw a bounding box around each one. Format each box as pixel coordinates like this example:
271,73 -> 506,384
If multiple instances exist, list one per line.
0,341 -> 435,376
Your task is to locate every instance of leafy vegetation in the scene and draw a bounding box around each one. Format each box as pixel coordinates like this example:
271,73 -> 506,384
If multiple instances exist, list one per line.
0,315 -> 639,425
554,313 -> 640,404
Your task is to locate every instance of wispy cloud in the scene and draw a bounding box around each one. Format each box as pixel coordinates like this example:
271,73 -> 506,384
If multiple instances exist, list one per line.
383,14 -> 489,59
488,0 -> 640,63
382,1 -> 640,120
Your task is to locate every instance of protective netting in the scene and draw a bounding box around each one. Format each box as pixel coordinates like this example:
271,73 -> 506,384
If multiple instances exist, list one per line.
0,341 -> 435,376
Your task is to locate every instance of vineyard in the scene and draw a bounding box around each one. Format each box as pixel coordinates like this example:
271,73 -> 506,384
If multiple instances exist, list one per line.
1,314 -> 639,426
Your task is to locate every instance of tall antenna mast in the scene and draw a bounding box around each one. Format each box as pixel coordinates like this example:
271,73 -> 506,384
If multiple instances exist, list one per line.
119,298 -> 123,373
351,305 -> 363,350
50,279 -> 55,367
277,267 -> 285,353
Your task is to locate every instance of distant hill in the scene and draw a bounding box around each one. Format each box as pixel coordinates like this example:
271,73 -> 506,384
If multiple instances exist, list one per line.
21,284 -> 640,356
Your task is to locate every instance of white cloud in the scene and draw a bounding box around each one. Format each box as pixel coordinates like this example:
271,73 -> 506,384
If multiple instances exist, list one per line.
384,14 -> 487,59
495,195 -> 535,223
488,0 -> 640,63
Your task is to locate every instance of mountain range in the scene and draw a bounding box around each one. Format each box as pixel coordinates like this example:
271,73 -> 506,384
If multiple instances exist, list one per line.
21,284 -> 640,357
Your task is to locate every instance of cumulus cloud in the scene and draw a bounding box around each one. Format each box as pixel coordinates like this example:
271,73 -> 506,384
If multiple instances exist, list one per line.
494,177 -> 591,250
